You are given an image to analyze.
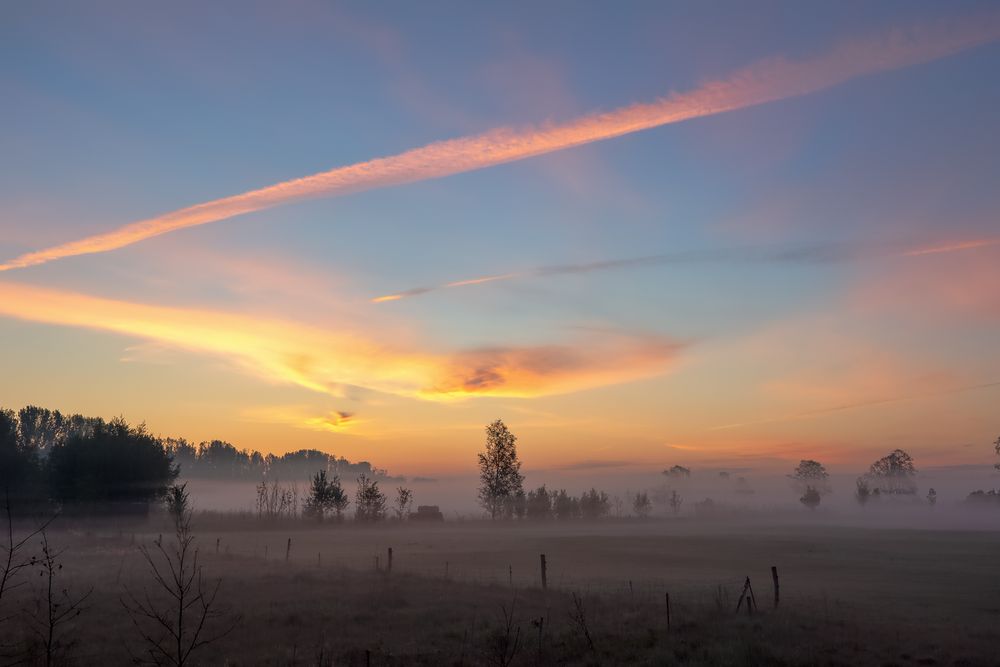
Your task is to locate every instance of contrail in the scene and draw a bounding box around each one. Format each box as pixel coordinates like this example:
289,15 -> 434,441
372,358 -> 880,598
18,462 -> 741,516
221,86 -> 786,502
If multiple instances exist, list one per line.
3,13 -> 999,272
710,379 -> 1000,431
370,237 -> 1000,303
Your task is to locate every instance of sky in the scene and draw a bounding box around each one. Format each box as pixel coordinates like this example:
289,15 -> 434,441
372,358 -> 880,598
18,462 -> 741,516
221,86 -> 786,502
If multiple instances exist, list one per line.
1,1 -> 999,479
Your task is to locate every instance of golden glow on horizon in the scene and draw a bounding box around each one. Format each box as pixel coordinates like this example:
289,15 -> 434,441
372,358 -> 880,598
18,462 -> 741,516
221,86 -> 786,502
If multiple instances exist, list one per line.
2,12 -> 998,272
0,281 -> 680,401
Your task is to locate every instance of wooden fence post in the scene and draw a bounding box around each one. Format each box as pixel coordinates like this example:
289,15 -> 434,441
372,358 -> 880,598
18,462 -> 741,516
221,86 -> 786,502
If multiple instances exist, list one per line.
771,566 -> 780,608
286,537 -> 291,562
509,564 -> 513,587
540,554 -> 547,590
665,592 -> 671,632
387,547 -> 393,574
216,537 -> 220,554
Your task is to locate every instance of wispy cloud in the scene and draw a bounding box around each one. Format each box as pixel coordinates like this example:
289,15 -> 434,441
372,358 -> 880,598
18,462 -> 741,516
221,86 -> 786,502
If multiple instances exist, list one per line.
3,12 -> 998,272
0,281 -> 681,400
711,379 -> 1000,431
371,237 -> 1000,303
242,405 -> 360,433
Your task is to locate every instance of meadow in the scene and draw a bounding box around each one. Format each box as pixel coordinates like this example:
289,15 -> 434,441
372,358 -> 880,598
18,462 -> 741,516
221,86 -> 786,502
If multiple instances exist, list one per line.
4,514 -> 999,666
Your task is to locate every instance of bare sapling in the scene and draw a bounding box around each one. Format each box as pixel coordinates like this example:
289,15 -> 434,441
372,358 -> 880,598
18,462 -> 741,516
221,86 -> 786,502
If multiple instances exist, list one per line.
27,529 -> 92,666
569,592 -> 595,652
122,483 -> 239,666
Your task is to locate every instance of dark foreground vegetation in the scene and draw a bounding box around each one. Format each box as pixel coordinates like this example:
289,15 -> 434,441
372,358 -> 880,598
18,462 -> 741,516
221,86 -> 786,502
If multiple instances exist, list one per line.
2,513 -> 1000,666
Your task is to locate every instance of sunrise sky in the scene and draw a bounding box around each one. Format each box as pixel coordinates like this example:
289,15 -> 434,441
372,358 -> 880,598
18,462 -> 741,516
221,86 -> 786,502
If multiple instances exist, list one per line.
2,1 -> 999,476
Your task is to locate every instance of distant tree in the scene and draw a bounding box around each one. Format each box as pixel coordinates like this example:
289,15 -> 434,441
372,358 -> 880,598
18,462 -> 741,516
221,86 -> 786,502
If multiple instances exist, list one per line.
632,492 -> 652,519
354,474 -> 387,522
553,490 -> 580,520
855,477 -> 871,506
0,409 -> 39,503
48,417 -> 176,508
476,419 -> 524,520
867,449 -> 917,495
965,489 -> 1000,506
667,490 -> 683,516
507,489 -> 527,520
304,471 -> 347,522
718,471 -> 730,480
164,484 -> 190,523
926,488 -> 937,506
790,460 -> 831,495
994,435 -> 1000,470
164,439 -> 197,478
800,486 -> 821,510
612,495 -> 624,518
579,489 -> 611,520
525,486 -> 552,520
393,486 -> 414,520
663,465 -> 691,479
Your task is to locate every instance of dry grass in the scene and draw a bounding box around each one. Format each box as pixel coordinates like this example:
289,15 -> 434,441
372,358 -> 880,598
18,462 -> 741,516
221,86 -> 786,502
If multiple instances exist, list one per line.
2,516 -> 999,665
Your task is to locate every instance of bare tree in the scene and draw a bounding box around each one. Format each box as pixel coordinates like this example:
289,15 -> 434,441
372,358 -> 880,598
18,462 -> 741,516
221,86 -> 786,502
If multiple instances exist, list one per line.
122,495 -> 237,665
632,492 -> 652,519
477,419 -> 524,520
393,487 -> 414,520
27,530 -> 92,666
1,491 -> 53,658
668,490 -> 683,516
994,435 -> 1000,470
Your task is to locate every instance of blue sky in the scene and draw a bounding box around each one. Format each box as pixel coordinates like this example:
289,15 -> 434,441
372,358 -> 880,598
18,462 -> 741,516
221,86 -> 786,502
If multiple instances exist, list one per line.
1,1 -> 998,474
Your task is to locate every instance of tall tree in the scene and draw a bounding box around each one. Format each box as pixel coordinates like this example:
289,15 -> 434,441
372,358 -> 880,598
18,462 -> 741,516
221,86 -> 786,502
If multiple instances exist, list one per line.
354,474 -> 387,522
476,419 -> 524,520
47,417 -> 176,508
790,459 -> 831,508
867,449 -> 917,495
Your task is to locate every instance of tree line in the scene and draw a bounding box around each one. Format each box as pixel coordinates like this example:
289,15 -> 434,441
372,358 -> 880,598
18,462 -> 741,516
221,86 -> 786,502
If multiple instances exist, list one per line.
0,405 -> 390,513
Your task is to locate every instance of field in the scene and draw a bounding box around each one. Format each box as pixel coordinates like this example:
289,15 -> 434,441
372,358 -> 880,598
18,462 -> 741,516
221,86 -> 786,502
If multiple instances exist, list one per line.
3,515 -> 1000,666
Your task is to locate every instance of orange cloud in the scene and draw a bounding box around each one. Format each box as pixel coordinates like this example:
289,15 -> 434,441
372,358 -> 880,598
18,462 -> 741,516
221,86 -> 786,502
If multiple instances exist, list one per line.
0,281 -> 680,400
3,12 -> 998,272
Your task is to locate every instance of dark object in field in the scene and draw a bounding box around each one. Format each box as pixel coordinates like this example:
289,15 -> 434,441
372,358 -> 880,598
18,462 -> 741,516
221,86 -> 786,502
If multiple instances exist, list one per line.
409,505 -> 444,521
665,592 -> 671,632
539,554 -> 547,590
771,566 -> 780,608
387,547 -> 393,574
735,577 -> 758,615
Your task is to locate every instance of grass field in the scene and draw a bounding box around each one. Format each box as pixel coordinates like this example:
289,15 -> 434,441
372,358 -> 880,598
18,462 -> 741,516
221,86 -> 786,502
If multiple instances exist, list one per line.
3,515 -> 999,665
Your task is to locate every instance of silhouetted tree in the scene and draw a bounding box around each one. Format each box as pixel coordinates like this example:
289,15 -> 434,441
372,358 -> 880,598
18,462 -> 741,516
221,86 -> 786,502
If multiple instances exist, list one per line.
304,471 -> 347,522
663,465 -> 691,479
579,489 -> 611,519
477,419 -> 524,520
122,492 -> 237,665
667,490 -> 683,516
927,488 -> 937,506
393,486 -> 413,520
553,490 -> 580,520
354,474 -> 387,522
164,484 -> 190,523
800,486 -> 821,511
855,477 -> 871,506
48,417 -> 176,509
994,435 -> 1000,470
632,492 -> 652,518
0,409 -> 40,504
525,486 -> 552,520
27,530 -> 91,666
867,449 -> 917,495
790,460 -> 830,508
